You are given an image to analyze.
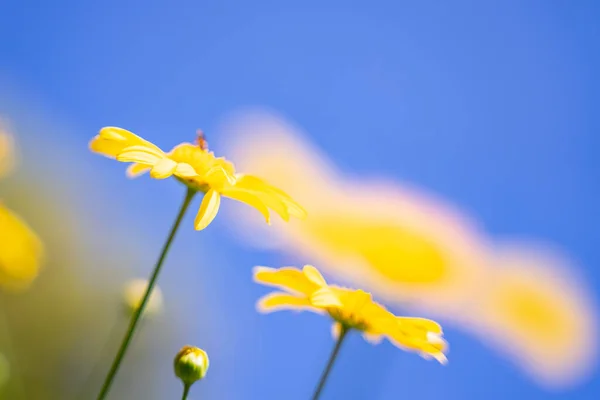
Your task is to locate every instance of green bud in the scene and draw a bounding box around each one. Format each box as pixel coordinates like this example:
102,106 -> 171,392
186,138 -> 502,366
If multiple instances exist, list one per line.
174,345 -> 209,386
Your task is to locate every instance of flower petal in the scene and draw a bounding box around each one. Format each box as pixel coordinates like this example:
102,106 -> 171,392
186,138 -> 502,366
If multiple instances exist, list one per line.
253,266 -> 319,296
236,174 -> 306,219
89,137 -> 125,158
398,317 -> 443,335
150,158 -> 178,179
174,162 -> 198,178
310,287 -> 343,308
205,165 -> 237,187
117,145 -> 165,165
99,126 -> 138,141
221,188 -> 271,224
303,265 -> 327,287
331,322 -> 342,339
256,292 -> 315,313
363,332 -> 384,345
194,189 -> 221,230
126,163 -> 151,178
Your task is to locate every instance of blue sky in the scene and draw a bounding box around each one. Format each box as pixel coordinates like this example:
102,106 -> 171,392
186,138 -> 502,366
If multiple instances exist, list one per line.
1,1 -> 599,399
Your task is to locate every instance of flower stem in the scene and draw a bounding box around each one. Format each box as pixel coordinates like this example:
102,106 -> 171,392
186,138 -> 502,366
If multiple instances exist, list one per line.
311,326 -> 349,400
181,384 -> 191,400
0,302 -> 27,399
95,188 -> 196,400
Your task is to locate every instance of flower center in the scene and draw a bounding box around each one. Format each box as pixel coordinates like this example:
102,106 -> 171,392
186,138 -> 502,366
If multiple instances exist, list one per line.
328,308 -> 369,331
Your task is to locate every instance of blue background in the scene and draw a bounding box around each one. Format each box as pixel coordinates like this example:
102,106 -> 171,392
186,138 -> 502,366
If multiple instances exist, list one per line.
1,1 -> 599,399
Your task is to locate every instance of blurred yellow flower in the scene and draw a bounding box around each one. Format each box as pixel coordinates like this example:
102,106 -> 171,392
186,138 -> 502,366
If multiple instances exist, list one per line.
0,126 -> 44,291
90,127 -> 306,230
223,110 -> 489,314
0,203 -> 44,291
254,265 -> 448,363
0,128 -> 16,179
471,245 -> 598,388
123,278 -> 164,316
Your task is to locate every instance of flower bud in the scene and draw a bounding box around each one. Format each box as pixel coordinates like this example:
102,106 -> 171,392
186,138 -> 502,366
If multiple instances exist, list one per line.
174,345 -> 209,386
123,279 -> 163,316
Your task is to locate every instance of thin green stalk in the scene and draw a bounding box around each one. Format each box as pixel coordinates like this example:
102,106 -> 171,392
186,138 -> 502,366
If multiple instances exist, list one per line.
96,188 -> 196,400
311,326 -> 349,400
0,302 -> 27,399
180,384 -> 191,400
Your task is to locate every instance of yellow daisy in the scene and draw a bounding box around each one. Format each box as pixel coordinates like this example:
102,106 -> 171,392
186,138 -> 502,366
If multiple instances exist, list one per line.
0,128 -> 16,179
0,203 -> 44,290
471,245 -> 598,388
0,127 -> 44,290
254,264 -> 448,363
223,110 -> 489,315
89,127 -> 306,230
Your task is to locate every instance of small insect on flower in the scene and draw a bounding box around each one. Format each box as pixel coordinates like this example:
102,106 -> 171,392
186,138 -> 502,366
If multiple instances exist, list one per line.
254,265 -> 448,363
89,127 -> 306,230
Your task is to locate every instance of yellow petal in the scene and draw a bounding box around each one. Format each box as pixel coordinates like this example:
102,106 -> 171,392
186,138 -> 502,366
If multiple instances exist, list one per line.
303,265 -> 327,286
117,145 -> 165,165
99,126 -> 137,141
236,174 -> 306,219
174,162 -> 198,178
221,188 -> 271,224
126,163 -> 151,178
266,185 -> 307,219
194,189 -> 221,230
397,317 -> 443,335
341,289 -> 372,315
253,266 -> 319,296
89,137 -> 124,158
91,127 -> 164,159
362,332 -> 384,345
310,287 -> 343,308
205,165 -> 237,187
99,127 -> 163,151
150,158 -> 178,179
256,292 -> 314,313
331,322 -> 342,339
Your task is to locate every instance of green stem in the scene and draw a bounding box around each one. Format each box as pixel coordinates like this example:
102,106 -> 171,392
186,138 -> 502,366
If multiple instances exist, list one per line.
95,188 -> 196,400
0,302 -> 27,399
181,384 -> 191,400
311,326 -> 349,400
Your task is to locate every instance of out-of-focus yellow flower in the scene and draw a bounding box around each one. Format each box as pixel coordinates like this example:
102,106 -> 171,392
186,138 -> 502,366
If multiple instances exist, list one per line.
223,110 -> 489,314
89,127 -> 306,230
471,245 -> 598,388
254,265 -> 448,363
0,203 -> 44,291
123,278 -> 163,316
0,128 -> 16,179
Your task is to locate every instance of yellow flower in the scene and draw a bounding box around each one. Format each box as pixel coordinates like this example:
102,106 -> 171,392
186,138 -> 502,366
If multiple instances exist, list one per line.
0,127 -> 44,290
0,203 -> 44,290
223,110 -> 489,315
123,278 -> 164,316
254,264 -> 448,363
89,127 -> 306,230
0,128 -> 16,179
470,245 -> 598,388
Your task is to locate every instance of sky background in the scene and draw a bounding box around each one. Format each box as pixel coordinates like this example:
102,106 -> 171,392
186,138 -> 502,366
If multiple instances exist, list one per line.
1,0 -> 599,399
